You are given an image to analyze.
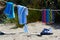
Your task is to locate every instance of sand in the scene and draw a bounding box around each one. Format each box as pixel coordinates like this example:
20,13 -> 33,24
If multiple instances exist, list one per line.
0,22 -> 60,40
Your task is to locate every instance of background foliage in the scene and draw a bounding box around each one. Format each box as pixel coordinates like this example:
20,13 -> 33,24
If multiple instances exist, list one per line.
0,0 -> 60,27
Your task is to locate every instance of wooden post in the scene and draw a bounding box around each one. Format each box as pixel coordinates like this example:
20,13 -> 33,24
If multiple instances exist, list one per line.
0,1 -> 6,10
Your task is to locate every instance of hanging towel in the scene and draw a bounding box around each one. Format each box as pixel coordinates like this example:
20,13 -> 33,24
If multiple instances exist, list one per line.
4,2 -> 15,18
23,24 -> 28,33
17,5 -> 28,24
46,9 -> 50,23
42,9 -> 46,23
52,11 -> 55,23
50,9 -> 55,23
50,9 -> 52,23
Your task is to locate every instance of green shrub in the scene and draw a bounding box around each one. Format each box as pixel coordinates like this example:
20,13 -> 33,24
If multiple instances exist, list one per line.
14,10 -> 41,28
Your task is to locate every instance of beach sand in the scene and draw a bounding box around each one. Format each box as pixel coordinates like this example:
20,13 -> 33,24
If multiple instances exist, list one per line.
0,22 -> 60,40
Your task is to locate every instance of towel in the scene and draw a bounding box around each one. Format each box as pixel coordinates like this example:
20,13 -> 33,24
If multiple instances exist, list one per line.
4,2 -> 15,18
52,11 -> 55,23
50,9 -> 52,23
42,9 -> 46,23
17,5 -> 28,24
17,5 -> 28,33
23,24 -> 28,33
46,9 -> 50,23
49,9 -> 55,23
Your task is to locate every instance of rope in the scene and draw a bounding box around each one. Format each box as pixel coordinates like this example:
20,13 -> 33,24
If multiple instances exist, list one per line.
28,8 -> 60,11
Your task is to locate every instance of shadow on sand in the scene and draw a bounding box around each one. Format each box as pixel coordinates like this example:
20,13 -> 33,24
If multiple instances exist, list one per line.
49,23 -> 60,29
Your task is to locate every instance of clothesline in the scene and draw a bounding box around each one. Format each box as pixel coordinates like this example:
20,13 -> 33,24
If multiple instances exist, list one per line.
28,8 -> 60,11
1,1 -> 60,11
14,4 -> 60,11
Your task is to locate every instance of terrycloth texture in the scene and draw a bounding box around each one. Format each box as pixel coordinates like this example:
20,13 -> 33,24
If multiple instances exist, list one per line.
4,2 -> 15,18
17,5 -> 28,24
46,9 -> 50,23
49,9 -> 55,23
17,5 -> 28,33
42,9 -> 46,23
23,24 -> 28,33
50,9 -> 52,23
42,9 -> 44,22
52,11 -> 55,23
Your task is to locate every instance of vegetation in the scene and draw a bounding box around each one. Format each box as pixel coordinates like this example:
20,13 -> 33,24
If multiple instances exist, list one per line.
0,0 -> 60,27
